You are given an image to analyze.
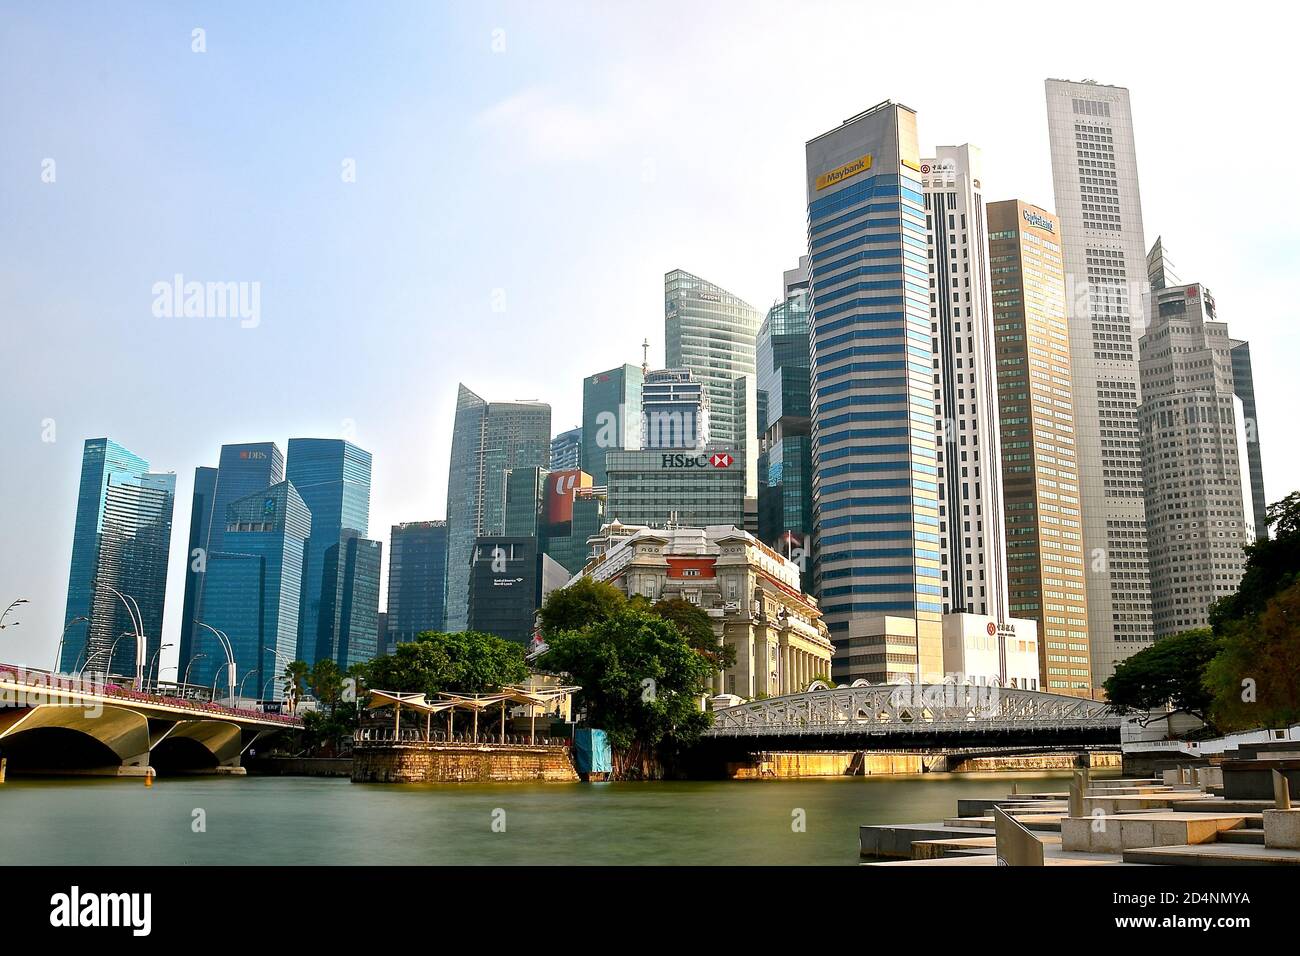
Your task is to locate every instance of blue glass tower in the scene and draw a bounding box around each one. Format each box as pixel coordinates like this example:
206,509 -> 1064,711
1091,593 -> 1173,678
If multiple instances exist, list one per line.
386,521 -> 449,643
199,481 -> 311,700
581,365 -> 642,484
61,438 -> 176,678
179,442 -> 284,686
285,438 -> 376,667
805,101 -> 943,682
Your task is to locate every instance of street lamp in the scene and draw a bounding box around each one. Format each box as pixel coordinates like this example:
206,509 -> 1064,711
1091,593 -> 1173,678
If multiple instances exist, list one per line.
194,621 -> 236,703
182,653 -> 208,693
94,582 -> 146,690
78,631 -> 133,680
0,598 -> 29,630
146,642 -> 175,691
53,615 -> 91,672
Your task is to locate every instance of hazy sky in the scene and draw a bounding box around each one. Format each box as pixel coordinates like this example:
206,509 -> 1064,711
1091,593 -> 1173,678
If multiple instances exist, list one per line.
2,1 -> 1295,676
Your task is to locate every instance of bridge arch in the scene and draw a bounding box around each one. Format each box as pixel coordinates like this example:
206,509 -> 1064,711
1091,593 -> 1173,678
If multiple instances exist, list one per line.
0,704 -> 152,770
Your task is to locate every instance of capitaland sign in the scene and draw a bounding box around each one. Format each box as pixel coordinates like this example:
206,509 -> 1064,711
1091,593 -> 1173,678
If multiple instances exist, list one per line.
816,154 -> 872,191
660,452 -> 734,469
1021,209 -> 1055,234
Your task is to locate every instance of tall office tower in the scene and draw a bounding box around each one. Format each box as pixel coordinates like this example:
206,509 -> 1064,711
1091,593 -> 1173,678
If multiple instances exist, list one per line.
641,368 -> 710,450
1139,283 -> 1254,637
285,438 -> 375,667
582,364 -> 643,484
61,438 -> 175,677
987,200 -> 1093,695
178,442 -> 284,684
549,427 -> 582,472
318,535 -> 382,667
665,269 -> 762,499
1045,78 -> 1153,684
1228,339 -> 1268,537
1146,236 -> 1180,291
444,384 -> 552,632
386,521 -> 449,643
756,260 -> 814,590
805,101 -> 943,684
920,145 -> 1009,620
504,466 -> 549,537
199,481 -> 310,700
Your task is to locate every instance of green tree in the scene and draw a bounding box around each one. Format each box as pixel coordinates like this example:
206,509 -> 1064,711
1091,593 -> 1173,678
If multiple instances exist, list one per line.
1206,580 -> 1300,731
1102,628 -> 1220,729
282,660 -> 309,715
538,578 -> 627,635
543,608 -> 714,778
651,597 -> 736,671
356,631 -> 528,698
1210,491 -> 1300,628
308,658 -> 344,710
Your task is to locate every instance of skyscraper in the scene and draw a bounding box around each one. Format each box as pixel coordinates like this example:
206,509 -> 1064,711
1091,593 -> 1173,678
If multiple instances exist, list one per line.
665,269 -> 761,499
1139,282 -> 1253,637
61,438 -> 175,678
987,200 -> 1093,695
285,438 -> 376,667
641,368 -> 709,450
386,521 -> 448,643
443,384 -> 551,632
1228,339 -> 1268,537
549,427 -> 582,472
805,100 -> 943,683
199,481 -> 310,700
920,144 -> 1009,620
581,364 -> 643,484
757,258 -> 814,589
1045,78 -> 1154,684
179,442 -> 284,684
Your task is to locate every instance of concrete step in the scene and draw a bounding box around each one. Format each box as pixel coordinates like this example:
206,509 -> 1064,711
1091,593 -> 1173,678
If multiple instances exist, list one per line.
1123,843 -> 1300,866
1216,828 -> 1266,845
1061,812 -> 1248,854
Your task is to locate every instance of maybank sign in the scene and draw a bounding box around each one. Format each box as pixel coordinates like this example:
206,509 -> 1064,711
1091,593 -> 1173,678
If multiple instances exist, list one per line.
1022,209 -> 1055,234
816,154 -> 872,191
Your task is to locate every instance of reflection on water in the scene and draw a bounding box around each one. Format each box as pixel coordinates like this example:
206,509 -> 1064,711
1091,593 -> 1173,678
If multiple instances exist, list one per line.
0,771 -> 1086,865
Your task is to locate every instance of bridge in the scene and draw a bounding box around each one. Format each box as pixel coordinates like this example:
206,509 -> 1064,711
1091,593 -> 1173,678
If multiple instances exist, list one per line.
703,683 -> 1121,751
0,663 -> 302,776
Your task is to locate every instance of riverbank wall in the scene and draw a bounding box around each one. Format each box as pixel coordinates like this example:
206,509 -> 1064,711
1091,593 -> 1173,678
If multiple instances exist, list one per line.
351,742 -> 578,783
722,749 -> 1120,779
245,756 -> 351,777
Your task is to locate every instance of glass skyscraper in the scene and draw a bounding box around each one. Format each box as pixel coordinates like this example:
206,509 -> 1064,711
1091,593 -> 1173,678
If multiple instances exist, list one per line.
757,262 -> 814,590
179,442 -> 284,685
285,438 -> 376,668
581,364 -> 642,485
386,521 -> 448,643
805,101 -> 943,683
665,269 -> 761,499
199,481 -> 310,700
61,438 -> 175,678
444,384 -> 551,632
549,426 -> 583,472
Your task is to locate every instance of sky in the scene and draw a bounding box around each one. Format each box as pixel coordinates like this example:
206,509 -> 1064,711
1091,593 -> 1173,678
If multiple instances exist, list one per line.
2,0 -> 1296,678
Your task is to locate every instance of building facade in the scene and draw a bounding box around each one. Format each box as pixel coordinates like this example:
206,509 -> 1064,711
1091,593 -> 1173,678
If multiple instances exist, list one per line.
386,521 -> 449,643
987,200 -> 1093,696
285,438 -> 377,667
921,144 -> 1010,620
199,480 -> 310,700
1139,283 -> 1253,637
575,524 -> 835,698
665,270 -> 761,499
805,100 -> 943,683
61,438 -> 176,678
605,448 -> 745,530
444,384 -> 551,632
549,427 -> 583,472
1228,339 -> 1268,537
1045,78 -> 1154,684
641,368 -> 709,451
581,364 -> 643,485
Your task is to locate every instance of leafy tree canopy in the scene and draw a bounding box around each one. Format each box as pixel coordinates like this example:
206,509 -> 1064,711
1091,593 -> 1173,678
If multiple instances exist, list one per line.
538,577 -> 627,634
1206,579 -> 1300,731
356,630 -> 528,698
1211,491 -> 1300,628
1102,628 -> 1219,722
651,597 -> 735,672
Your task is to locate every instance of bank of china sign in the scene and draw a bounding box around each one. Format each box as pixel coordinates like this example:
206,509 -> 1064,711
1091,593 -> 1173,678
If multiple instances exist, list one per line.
816,154 -> 872,191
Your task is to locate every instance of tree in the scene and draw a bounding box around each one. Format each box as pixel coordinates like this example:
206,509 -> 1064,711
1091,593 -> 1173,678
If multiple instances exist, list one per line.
1206,580 -> 1300,731
308,658 -> 344,710
651,598 -> 736,672
538,578 -> 627,635
356,630 -> 528,698
543,608 -> 715,778
1210,491 -> 1300,628
283,660 -> 309,715
1102,628 -> 1220,729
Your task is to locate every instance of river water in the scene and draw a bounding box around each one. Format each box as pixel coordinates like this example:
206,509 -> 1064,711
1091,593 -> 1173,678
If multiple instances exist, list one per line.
0,771 -> 1084,865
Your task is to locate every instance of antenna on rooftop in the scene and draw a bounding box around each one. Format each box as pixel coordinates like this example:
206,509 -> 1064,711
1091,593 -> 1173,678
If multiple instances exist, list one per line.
641,338 -> 650,375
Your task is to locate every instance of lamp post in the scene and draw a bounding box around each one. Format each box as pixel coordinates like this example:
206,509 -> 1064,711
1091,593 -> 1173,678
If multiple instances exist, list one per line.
182,653 -> 208,695
98,584 -> 146,690
53,615 -> 91,672
194,622 -> 236,703
79,631 -> 133,680
0,598 -> 29,630
146,642 -> 175,692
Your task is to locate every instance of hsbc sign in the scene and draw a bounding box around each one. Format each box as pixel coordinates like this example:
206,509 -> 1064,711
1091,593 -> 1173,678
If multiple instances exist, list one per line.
660,452 -> 734,469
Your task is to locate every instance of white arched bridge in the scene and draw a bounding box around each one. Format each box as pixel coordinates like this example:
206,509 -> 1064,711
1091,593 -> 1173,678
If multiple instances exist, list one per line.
0,664 -> 301,776
704,683 -> 1121,749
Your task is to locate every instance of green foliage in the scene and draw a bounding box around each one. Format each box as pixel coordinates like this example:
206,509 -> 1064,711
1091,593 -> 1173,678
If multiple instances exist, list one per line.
651,597 -> 735,671
543,608 -> 714,773
1102,628 -> 1220,723
307,658 -> 344,708
355,630 -> 528,698
1206,580 -> 1300,731
538,577 -> 628,634
282,660 -> 309,714
1210,491 -> 1300,628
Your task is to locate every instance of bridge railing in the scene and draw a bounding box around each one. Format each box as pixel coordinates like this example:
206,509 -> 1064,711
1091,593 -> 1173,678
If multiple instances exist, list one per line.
353,727 -> 570,747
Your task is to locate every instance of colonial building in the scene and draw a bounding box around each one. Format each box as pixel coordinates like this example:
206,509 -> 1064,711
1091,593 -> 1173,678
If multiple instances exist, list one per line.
574,523 -> 834,699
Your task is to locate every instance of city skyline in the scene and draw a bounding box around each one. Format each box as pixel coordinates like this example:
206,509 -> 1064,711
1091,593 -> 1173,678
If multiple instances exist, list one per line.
3,3 -> 1297,676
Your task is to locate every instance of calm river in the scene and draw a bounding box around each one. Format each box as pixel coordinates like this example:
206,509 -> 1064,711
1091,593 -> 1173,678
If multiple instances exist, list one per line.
0,771 -> 1083,865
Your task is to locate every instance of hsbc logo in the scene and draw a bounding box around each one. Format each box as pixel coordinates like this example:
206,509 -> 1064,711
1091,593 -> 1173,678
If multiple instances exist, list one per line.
710,453 -> 733,468
660,452 -> 735,469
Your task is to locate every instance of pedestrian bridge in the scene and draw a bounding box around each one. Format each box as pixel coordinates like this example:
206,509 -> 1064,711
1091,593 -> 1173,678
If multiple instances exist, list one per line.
0,663 -> 302,776
704,683 -> 1120,749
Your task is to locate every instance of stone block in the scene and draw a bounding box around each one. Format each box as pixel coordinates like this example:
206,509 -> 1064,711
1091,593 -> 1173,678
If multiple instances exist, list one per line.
1264,809 -> 1300,849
